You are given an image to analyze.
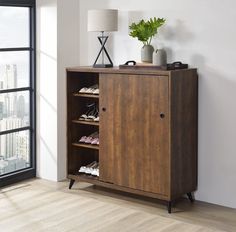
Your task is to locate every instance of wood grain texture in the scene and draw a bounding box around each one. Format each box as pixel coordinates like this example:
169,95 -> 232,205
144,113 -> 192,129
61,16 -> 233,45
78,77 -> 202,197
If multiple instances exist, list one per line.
67,67 -> 198,205
66,66 -> 197,76
100,74 -> 170,196
72,143 -> 99,150
0,179 -> 235,232
72,120 -> 99,126
169,69 -> 198,199
68,174 -> 169,200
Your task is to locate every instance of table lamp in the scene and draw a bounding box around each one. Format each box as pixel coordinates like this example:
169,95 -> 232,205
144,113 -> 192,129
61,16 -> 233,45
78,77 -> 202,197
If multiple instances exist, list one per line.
88,9 -> 118,68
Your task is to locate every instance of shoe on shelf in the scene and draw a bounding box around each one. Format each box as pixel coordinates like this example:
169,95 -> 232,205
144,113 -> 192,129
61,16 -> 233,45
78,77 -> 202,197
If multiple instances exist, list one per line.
91,164 -> 99,176
84,132 -> 98,144
78,165 -> 87,173
78,84 -> 99,95
85,161 -> 98,174
84,84 -> 96,94
79,103 -> 98,121
93,106 -> 99,122
79,114 -> 87,121
78,161 -> 97,173
79,136 -> 87,143
78,87 -> 89,94
94,116 -> 99,122
91,137 -> 99,145
92,88 -> 99,95
88,84 -> 99,94
78,84 -> 99,94
86,104 -> 99,121
88,86 -> 98,94
84,109 -> 96,121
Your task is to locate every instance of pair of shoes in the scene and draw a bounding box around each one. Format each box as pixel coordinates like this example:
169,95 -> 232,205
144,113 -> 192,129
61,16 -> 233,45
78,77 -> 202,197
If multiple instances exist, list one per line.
78,161 -> 99,176
79,103 -> 99,122
79,132 -> 99,145
78,84 -> 99,95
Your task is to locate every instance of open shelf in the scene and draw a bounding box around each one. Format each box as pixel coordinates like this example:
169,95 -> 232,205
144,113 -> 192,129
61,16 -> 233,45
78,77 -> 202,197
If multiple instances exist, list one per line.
73,93 -> 99,99
72,143 -> 99,150
72,120 -> 99,126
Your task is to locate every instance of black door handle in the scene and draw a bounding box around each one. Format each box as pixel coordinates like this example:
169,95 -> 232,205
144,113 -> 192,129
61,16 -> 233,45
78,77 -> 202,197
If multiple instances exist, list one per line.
160,113 -> 165,119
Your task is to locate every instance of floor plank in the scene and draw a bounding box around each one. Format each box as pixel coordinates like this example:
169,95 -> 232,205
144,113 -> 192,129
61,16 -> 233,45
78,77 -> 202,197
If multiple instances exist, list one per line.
0,178 -> 235,232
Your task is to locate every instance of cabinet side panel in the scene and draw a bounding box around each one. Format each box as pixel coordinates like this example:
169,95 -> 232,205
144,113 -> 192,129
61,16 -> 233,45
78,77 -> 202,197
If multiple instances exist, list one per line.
67,71 -> 78,174
170,69 -> 198,199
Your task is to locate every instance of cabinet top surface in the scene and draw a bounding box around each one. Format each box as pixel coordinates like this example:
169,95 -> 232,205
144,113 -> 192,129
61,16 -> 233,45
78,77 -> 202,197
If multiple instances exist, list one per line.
66,66 -> 197,76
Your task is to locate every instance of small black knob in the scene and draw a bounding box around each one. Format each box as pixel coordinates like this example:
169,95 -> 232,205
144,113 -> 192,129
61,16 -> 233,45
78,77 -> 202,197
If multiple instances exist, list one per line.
160,113 -> 165,119
102,107 -> 106,112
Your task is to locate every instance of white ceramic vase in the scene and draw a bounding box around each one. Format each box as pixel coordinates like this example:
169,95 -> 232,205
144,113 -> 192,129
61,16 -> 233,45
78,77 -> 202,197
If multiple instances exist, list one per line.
141,45 -> 154,63
152,49 -> 167,66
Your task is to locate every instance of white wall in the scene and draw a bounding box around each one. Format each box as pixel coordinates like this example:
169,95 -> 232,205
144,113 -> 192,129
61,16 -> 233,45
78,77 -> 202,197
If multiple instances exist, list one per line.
79,0 -> 236,208
36,0 -> 58,181
57,0 -> 80,180
37,0 -> 80,181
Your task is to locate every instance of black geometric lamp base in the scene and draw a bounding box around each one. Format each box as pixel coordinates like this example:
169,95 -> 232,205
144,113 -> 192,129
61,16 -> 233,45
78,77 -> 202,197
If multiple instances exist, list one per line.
93,64 -> 113,68
93,34 -> 113,68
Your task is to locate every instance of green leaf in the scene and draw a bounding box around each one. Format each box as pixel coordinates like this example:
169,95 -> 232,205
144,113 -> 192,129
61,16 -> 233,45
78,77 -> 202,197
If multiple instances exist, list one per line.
129,17 -> 166,45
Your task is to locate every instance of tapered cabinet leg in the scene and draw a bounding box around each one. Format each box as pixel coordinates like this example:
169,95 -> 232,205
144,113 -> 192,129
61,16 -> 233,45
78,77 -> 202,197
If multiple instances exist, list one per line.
187,192 -> 194,202
69,179 -> 75,189
167,201 -> 172,214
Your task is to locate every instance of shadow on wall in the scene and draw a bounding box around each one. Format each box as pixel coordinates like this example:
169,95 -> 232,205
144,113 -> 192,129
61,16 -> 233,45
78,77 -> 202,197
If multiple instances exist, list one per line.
110,11 -> 195,64
192,54 -> 236,207
157,20 -> 194,63
109,11 -> 149,64
162,19 -> 194,44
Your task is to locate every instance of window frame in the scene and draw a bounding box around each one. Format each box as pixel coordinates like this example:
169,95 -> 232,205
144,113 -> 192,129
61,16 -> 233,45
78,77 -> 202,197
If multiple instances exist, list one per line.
0,0 -> 36,187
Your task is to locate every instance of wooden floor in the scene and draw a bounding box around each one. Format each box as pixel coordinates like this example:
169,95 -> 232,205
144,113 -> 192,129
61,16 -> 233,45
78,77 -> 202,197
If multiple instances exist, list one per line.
0,179 -> 235,232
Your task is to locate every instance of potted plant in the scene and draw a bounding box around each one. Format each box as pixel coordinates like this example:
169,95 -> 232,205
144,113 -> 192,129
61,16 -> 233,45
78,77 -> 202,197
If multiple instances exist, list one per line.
129,17 -> 166,63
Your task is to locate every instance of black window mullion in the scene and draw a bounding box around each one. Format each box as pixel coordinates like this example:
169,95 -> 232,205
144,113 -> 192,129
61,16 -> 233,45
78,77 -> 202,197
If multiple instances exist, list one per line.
0,0 -> 36,186
0,47 -> 31,52
0,0 -> 35,7
0,87 -> 31,94
0,126 -> 31,136
29,3 -> 36,173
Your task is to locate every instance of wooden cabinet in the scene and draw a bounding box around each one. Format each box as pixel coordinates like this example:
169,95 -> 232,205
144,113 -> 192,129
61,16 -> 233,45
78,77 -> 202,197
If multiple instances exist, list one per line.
66,67 -> 198,213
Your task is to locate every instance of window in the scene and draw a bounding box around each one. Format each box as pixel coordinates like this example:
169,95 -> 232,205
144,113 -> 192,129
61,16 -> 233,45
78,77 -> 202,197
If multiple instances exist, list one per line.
0,0 -> 36,187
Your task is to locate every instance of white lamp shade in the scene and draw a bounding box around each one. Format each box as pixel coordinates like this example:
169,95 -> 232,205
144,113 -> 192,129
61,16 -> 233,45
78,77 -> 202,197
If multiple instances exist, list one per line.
88,9 -> 118,32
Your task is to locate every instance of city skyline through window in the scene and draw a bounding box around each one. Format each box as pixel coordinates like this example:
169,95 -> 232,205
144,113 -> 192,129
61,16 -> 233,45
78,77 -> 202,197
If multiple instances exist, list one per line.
0,1 -> 36,184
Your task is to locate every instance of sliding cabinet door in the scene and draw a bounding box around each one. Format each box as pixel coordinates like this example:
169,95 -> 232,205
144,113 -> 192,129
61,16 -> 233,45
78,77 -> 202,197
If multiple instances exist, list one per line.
99,73 -> 170,195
